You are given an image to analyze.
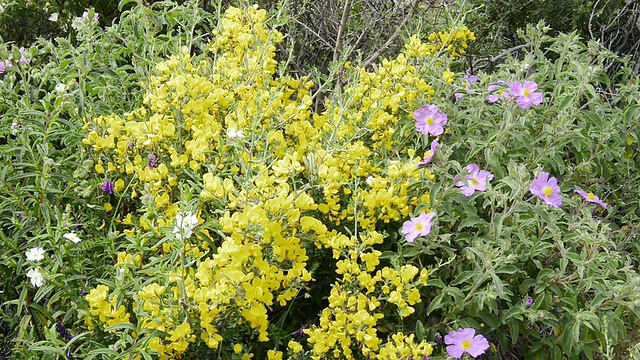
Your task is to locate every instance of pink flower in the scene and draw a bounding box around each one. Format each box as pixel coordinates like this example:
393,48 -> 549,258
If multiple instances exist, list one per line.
18,47 -> 30,63
454,74 -> 478,99
455,164 -> 493,196
530,172 -> 562,207
401,211 -> 436,242
509,81 -> 543,109
414,104 -> 447,136
486,82 -> 511,103
574,189 -> 607,208
417,139 -> 438,166
445,328 -> 489,359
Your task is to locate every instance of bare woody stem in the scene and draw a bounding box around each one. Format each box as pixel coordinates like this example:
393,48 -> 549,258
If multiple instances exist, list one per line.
333,0 -> 353,64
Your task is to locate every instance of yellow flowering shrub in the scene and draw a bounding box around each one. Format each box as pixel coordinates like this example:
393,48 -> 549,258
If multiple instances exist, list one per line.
81,4 -> 474,359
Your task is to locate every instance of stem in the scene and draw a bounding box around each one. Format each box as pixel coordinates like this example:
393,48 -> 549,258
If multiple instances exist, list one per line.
333,0 -> 353,64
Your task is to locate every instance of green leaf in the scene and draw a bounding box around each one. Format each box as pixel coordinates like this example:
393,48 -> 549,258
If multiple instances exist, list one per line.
415,320 -> 426,341
502,305 -> 523,322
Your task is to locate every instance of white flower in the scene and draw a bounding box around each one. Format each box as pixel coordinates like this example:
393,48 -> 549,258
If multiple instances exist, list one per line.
63,232 -> 82,244
25,247 -> 45,262
173,211 -> 199,240
366,176 -> 374,185
227,128 -> 244,139
27,268 -> 45,287
49,13 -> 59,22
71,17 -> 84,30
55,83 -> 65,93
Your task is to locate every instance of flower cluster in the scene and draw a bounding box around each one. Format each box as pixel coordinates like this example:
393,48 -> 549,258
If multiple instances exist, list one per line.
0,47 -> 32,74
79,5 -> 477,358
71,10 -> 99,30
529,172 -> 607,209
426,26 -> 476,59
487,80 -> 544,109
23,231 -> 83,288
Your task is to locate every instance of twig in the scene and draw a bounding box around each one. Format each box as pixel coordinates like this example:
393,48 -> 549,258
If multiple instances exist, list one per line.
333,0 -> 353,64
471,43 -> 532,71
362,0 -> 424,69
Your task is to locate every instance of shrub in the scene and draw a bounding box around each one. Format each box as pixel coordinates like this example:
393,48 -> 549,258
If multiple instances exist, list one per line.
2,1 -> 640,359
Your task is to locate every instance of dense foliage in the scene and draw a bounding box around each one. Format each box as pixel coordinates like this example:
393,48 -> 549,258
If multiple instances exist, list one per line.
1,1 -> 639,359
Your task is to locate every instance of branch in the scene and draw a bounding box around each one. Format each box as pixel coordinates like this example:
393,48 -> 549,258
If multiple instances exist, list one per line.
333,0 -> 353,63
362,0 -> 423,69
471,43 -> 532,71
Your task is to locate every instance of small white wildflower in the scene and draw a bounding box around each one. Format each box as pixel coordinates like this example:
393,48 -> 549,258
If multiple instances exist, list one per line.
173,211 -> 199,240
25,247 -> 45,262
27,268 -> 45,287
49,13 -> 59,22
55,83 -> 65,93
63,232 -> 82,244
71,17 -> 83,30
11,122 -> 18,129
227,128 -> 245,139
366,176 -> 374,185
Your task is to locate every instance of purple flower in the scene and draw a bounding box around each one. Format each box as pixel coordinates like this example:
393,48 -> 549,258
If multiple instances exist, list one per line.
524,297 -> 534,307
417,139 -> 438,166
82,11 -> 99,20
486,82 -> 511,103
18,47 -> 30,63
530,172 -> 562,208
454,74 -> 478,99
574,189 -> 607,208
148,154 -> 158,170
79,280 -> 89,295
435,333 -> 444,344
401,211 -> 436,242
0,61 -> 5,74
99,179 -> 114,195
291,323 -> 311,338
56,321 -> 74,341
445,328 -> 489,359
17,213 -> 24,220
509,81 -> 543,109
414,104 -> 448,136
455,164 -> 494,197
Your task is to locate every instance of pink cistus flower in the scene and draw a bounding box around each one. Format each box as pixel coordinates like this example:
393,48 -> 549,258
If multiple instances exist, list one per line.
486,81 -> 511,103
18,47 -> 30,63
445,328 -> 489,359
455,164 -> 494,197
454,74 -> 478,100
530,172 -> 562,207
414,104 -> 448,136
574,189 -> 607,208
401,211 -> 436,243
417,139 -> 438,166
509,81 -> 544,109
